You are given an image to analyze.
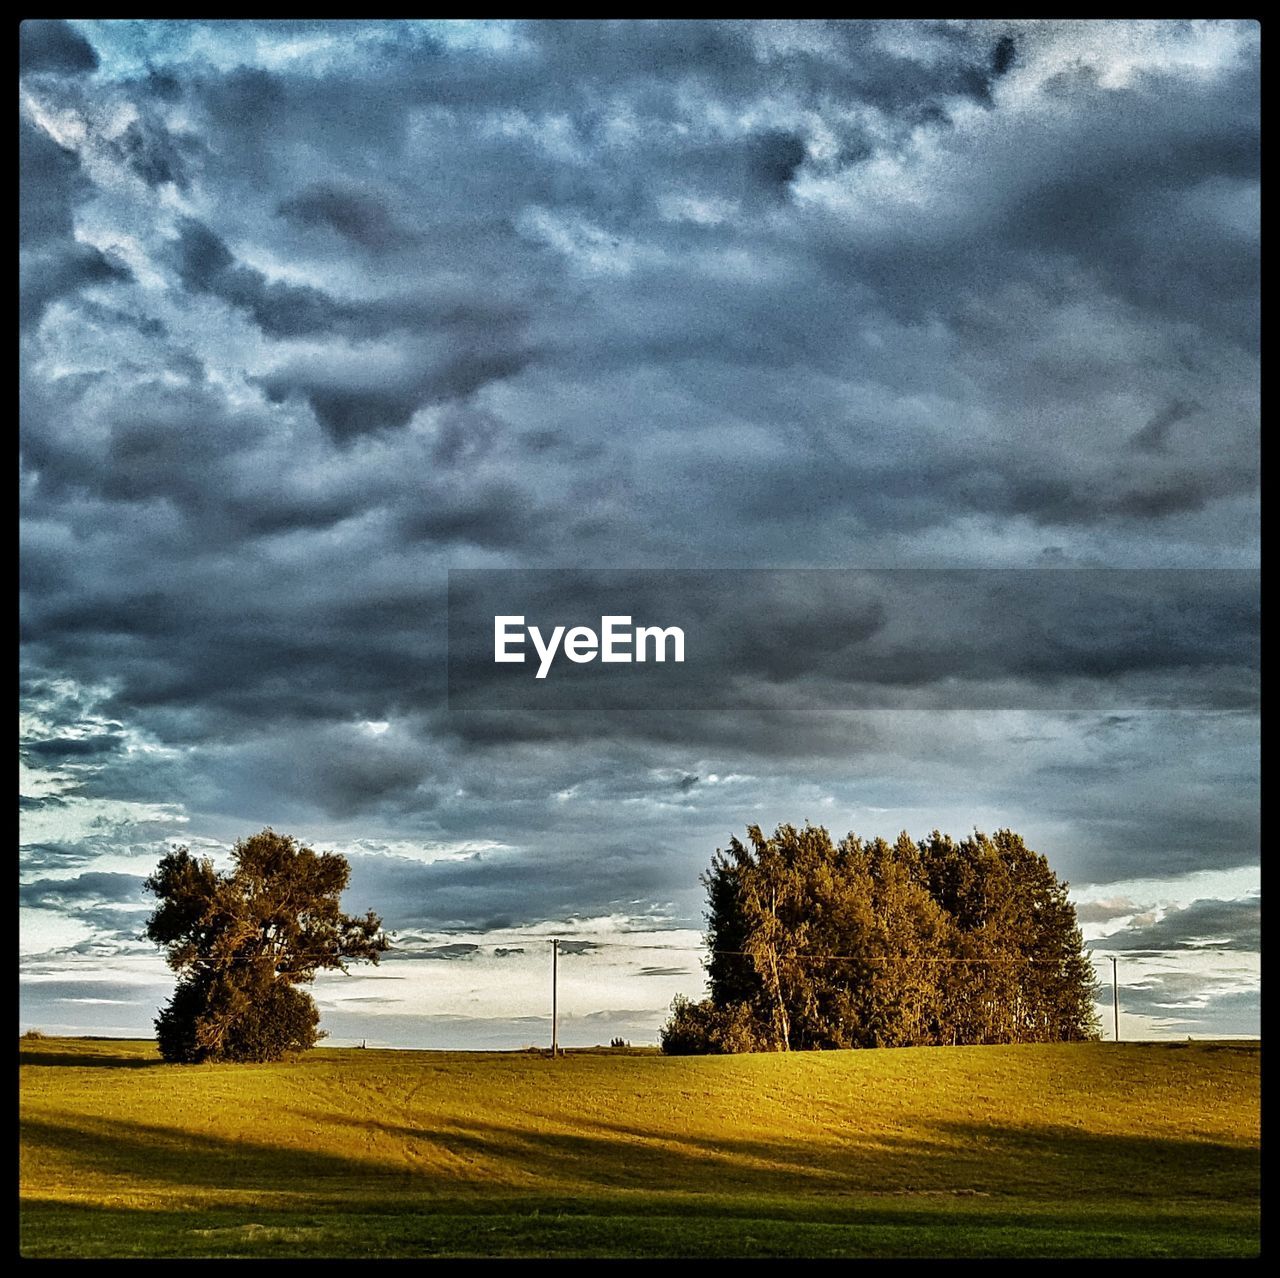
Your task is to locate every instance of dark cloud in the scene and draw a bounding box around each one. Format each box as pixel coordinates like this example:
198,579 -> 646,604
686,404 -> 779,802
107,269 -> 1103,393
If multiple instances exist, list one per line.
110,116 -> 203,189
398,481 -> 545,547
19,872 -> 147,909
19,118 -> 92,246
991,35 -> 1017,78
257,344 -> 533,441
1102,896 -> 1261,954
1129,400 -> 1201,455
21,732 -> 125,760
1113,972 -> 1258,1036
747,131 -> 807,193
168,217 -> 354,339
346,851 -> 679,933
18,20 -> 1259,1041
20,243 -> 133,329
997,464 -> 1257,525
19,20 -> 99,76
278,184 -> 416,250
19,795 -> 66,811
387,942 -> 480,961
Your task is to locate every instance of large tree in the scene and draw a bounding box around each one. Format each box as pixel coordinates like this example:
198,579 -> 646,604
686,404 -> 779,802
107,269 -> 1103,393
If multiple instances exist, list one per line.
144,828 -> 389,1063
665,823 -> 1099,1053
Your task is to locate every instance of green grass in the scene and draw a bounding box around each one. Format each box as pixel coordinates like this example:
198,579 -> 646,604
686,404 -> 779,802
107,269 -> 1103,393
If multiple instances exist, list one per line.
20,1037 -> 1260,1258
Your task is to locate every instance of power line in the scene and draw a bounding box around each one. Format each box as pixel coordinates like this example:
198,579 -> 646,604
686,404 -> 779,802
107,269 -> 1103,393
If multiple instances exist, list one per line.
545,940 -> 1129,964
699,951 -> 1096,964
541,937 -> 1223,966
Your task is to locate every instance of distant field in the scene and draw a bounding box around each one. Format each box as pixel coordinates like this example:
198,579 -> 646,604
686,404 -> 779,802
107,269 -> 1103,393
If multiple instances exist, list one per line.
19,1036 -> 1259,1258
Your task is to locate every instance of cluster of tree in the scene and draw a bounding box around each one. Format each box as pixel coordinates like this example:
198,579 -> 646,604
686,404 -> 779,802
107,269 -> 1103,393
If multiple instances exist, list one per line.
145,829 -> 388,1063
661,823 -> 1099,1054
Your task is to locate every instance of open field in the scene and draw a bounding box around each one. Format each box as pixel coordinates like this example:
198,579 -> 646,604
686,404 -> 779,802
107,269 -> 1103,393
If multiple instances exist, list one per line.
20,1036 -> 1260,1258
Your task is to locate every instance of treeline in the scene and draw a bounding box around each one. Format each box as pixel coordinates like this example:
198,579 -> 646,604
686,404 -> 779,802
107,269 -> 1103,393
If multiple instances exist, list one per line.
661,824 -> 1099,1054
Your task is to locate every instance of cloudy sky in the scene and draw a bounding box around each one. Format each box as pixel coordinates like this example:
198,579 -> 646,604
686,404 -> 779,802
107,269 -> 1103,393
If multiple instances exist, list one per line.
20,19 -> 1259,1047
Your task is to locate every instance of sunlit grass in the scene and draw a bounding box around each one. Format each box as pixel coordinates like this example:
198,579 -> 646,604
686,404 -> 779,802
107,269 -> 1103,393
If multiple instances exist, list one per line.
20,1037 -> 1260,1258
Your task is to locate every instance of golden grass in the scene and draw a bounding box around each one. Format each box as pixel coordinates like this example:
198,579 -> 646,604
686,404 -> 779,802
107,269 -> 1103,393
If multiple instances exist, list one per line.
19,1037 -> 1260,1258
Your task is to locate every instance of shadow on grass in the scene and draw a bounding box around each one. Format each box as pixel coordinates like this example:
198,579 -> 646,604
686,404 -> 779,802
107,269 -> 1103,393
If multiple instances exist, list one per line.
319,1109 -> 1259,1200
22,1095 -> 1260,1203
20,1050 -> 163,1070
21,1115 -> 409,1193
20,1104 -> 1260,1259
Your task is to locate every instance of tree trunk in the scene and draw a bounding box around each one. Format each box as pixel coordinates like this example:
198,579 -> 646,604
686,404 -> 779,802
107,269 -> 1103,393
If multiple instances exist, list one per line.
767,946 -> 791,1051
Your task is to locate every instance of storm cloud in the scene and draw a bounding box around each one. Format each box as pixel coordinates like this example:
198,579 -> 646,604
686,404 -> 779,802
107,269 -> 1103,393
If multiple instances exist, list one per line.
20,20 -> 1258,1045
1103,895 -> 1261,954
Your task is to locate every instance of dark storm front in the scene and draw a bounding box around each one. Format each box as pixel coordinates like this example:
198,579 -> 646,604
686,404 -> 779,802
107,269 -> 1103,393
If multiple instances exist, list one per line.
444,568 -> 1259,739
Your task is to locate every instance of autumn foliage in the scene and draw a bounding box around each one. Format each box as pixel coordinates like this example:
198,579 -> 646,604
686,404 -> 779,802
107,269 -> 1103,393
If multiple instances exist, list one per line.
663,824 -> 1099,1053
145,829 -> 388,1063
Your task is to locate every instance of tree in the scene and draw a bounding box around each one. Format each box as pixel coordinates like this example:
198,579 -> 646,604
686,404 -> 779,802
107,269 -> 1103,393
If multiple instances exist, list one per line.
666,822 -> 1099,1054
145,828 -> 389,1063
920,828 -> 1099,1045
659,994 -> 766,1055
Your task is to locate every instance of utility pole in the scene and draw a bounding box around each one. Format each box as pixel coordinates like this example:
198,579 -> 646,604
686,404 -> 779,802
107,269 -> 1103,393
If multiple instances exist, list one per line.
551,938 -> 559,1059
1111,955 -> 1119,1043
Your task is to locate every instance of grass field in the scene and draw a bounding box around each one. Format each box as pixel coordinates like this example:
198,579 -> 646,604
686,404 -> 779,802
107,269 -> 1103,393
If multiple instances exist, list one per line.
19,1036 -> 1260,1258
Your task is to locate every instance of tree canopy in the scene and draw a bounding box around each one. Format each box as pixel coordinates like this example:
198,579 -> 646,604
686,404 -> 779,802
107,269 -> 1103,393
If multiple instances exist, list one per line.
144,828 -> 389,1063
662,823 -> 1099,1054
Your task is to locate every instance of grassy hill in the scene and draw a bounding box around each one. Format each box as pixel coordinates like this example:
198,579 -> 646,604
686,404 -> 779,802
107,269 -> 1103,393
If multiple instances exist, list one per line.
20,1036 -> 1260,1258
